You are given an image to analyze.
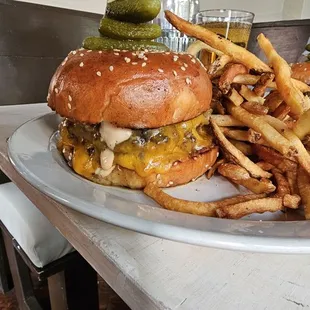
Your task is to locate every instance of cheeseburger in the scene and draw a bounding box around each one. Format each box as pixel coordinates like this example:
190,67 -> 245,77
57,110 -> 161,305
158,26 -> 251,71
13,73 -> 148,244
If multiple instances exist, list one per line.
291,62 -> 310,86
47,49 -> 218,189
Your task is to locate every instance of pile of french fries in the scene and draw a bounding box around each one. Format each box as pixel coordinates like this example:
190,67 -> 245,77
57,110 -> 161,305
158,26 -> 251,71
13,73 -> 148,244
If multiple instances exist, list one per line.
144,11 -> 310,220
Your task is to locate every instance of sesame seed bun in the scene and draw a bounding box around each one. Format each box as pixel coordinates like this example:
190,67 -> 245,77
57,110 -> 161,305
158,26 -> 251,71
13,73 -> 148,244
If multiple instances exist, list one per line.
291,62 -> 310,86
47,49 -> 212,128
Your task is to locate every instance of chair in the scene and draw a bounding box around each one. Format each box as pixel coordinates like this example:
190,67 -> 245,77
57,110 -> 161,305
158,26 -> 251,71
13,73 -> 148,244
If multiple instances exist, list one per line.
0,182 -> 99,310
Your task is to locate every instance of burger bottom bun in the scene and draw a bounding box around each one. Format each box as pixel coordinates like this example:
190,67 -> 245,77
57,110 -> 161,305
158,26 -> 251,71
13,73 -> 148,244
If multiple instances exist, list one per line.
73,147 -> 218,189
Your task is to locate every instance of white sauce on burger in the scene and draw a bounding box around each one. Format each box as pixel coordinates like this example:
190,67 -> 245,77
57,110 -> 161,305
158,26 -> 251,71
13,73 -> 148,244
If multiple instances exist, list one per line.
98,121 -> 132,177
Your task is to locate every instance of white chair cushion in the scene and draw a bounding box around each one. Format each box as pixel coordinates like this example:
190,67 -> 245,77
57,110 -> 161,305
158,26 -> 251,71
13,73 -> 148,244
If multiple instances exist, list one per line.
0,182 -> 74,268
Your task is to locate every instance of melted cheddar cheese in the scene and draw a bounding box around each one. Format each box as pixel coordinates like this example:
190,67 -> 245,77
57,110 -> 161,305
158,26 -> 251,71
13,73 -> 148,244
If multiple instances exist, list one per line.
58,113 -> 213,179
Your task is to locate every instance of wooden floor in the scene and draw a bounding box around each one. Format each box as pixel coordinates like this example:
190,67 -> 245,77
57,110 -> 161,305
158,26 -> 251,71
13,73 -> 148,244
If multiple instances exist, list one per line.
0,275 -> 130,310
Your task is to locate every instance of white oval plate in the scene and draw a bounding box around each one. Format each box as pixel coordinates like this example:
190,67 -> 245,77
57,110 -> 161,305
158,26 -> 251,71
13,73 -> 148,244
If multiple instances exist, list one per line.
8,113 -> 310,254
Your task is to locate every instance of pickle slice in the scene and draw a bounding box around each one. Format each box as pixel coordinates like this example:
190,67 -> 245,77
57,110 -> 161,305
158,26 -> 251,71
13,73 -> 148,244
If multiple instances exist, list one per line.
83,36 -> 169,52
106,0 -> 161,23
99,17 -> 161,40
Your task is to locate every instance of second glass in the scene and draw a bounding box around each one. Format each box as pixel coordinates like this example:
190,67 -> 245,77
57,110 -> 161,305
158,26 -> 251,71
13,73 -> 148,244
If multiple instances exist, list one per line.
195,9 -> 254,65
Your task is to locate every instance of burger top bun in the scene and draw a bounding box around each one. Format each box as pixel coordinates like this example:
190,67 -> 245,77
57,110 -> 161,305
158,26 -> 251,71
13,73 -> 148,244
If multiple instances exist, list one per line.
291,62 -> 310,86
47,49 -> 212,128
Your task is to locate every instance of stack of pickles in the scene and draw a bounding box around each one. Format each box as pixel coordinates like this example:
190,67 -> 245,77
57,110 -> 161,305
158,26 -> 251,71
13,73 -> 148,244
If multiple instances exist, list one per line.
83,0 -> 169,52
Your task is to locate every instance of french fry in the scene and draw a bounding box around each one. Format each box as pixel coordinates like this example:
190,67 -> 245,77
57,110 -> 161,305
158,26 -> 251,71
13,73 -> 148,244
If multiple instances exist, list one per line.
144,183 -> 266,217
272,103 -> 290,120
252,144 -> 297,173
216,198 -> 283,219
233,75 -> 310,93
218,63 -> 248,94
186,39 -> 223,57
208,54 -> 232,78
218,163 -> 276,194
233,74 -> 260,85
286,170 -> 299,195
257,33 -> 309,116
272,168 -> 290,197
283,194 -> 301,210
210,115 -> 245,127
165,10 -> 272,73
263,115 -> 310,175
242,101 -> 269,115
226,88 -> 244,106
206,158 -> 225,180
211,119 -> 272,178
253,72 -> 275,96
221,128 -> 251,142
264,91 -> 283,112
227,103 -> 293,155
212,99 -> 226,115
247,128 -> 263,143
297,166 -> 310,220
239,85 -> 265,105
256,161 -> 275,171
229,140 -> 252,156
293,109 -> 310,140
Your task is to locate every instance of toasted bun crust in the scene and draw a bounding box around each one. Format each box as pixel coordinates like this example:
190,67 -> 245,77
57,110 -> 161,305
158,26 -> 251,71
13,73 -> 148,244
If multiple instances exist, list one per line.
291,62 -> 310,85
74,147 -> 218,189
48,49 -> 212,128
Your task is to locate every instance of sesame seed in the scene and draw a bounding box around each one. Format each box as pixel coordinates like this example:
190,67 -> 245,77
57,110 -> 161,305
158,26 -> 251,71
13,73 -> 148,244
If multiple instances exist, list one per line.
191,178 -> 196,182
99,51 -> 103,54
80,53 -> 84,57
132,52 -> 136,56
79,62 -> 84,67
114,52 -> 119,56
124,57 -> 131,63
122,50 -> 128,52
205,164 -> 209,168
156,174 -> 161,180
181,66 -> 186,71
109,66 -> 114,72
186,77 -> 192,85
142,62 -> 146,67
158,68 -> 164,73
181,123 -> 187,128
113,49 -> 120,52
138,53 -> 145,59
191,58 -> 196,63
169,181 -> 174,185
144,49 -> 149,52
72,51 -> 77,55
173,70 -> 177,77
165,52 -> 171,55
143,56 -> 148,61
79,48 -> 84,51
173,55 -> 179,61
188,54 -> 193,58
68,103 -> 71,109
132,62 -> 138,65
96,71 -> 102,77
68,154 -> 72,161
87,50 -> 92,53
184,63 -> 188,68
68,95 -> 72,101
193,157 -> 197,160
173,162 -> 178,166
54,88 -> 59,94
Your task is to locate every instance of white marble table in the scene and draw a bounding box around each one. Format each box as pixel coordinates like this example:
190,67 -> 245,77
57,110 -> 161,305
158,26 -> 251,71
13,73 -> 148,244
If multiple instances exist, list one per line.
1,103 -> 310,310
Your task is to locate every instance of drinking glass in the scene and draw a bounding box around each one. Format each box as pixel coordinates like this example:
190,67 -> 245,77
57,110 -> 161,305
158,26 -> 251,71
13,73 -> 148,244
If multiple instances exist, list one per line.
153,0 -> 200,52
195,9 -> 254,65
